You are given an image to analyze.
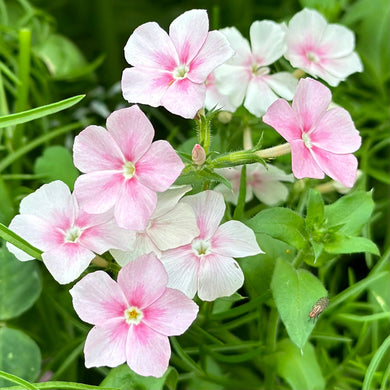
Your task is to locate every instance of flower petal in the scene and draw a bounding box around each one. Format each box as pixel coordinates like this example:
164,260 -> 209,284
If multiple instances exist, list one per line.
73,126 -> 124,173
117,254 -> 168,309
152,185 -> 192,219
321,24 -> 356,58
169,9 -> 208,64
250,20 -> 286,65
321,52 -> 363,82
252,179 -> 290,205
244,77 -> 279,117
198,254 -> 244,301
212,220 -> 263,258
124,21 -> 178,69
266,72 -> 298,101
106,106 -> 155,162
290,139 -> 325,179
311,107 -> 361,153
84,321 -> 128,368
70,270 -> 128,325
219,27 -> 252,66
136,140 -> 184,192
126,323 -> 170,378
160,246 -> 200,298
143,288 -> 198,336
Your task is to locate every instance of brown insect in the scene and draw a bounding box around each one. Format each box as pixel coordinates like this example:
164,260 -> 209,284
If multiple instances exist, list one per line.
309,297 -> 329,320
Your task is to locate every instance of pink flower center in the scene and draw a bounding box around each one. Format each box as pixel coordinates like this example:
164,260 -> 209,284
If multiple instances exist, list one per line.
306,51 -> 320,63
251,64 -> 270,77
302,132 -> 312,149
172,64 -> 189,80
122,160 -> 135,179
192,238 -> 212,257
64,225 -> 83,243
124,306 -> 143,325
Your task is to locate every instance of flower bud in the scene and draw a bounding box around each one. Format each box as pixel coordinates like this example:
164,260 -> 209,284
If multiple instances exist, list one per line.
217,111 -> 232,124
192,144 -> 206,166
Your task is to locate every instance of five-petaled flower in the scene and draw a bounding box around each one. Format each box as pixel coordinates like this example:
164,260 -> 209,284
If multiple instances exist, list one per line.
160,190 -> 263,301
213,21 -> 298,117
121,9 -> 234,119
263,77 -> 362,187
73,105 -> 184,231
6,180 -> 133,284
70,254 -> 199,377
283,8 -> 363,86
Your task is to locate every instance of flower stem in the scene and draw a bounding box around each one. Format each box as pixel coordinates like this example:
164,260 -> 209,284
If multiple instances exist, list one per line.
243,127 -> 253,150
255,143 -> 291,159
196,108 -> 211,154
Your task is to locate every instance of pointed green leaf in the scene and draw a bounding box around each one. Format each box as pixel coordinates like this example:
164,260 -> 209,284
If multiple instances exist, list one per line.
324,233 -> 380,255
306,189 -> 324,226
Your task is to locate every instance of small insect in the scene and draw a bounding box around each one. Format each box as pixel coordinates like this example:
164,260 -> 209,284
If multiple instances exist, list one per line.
309,296 -> 330,321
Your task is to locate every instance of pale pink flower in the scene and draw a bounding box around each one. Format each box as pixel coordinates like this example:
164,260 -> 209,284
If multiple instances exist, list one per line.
70,254 -> 198,378
111,185 -> 199,266
121,9 -> 234,119
215,163 -> 294,205
204,72 -> 236,112
73,105 -> 184,231
214,21 -> 298,117
263,78 -> 361,187
160,190 -> 263,301
284,8 -> 363,86
6,180 -> 133,284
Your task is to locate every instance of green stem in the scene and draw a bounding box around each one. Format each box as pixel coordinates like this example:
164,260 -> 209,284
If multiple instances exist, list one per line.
197,109 -> 211,154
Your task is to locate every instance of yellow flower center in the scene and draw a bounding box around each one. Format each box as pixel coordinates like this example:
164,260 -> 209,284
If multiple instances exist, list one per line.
122,161 -> 135,180
124,306 -> 143,325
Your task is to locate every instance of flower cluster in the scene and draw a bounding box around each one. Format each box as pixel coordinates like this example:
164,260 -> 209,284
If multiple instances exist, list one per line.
6,6 -> 363,379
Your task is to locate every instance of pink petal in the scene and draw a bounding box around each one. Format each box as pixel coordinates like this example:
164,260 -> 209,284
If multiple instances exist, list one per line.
121,67 -> 171,107
290,139 -> 325,179
321,24 -> 356,58
160,246 -> 200,298
126,323 -> 170,378
250,20 -> 286,65
117,254 -> 168,309
219,27 -> 252,66
311,147 -> 359,188
106,106 -> 155,162
42,243 -> 95,284
70,270 -> 128,325
169,9 -> 208,64
73,126 -> 124,173
244,77 -> 279,116
124,21 -> 178,69
292,78 -> 332,131
136,140 -> 184,192
263,98 -> 301,141
188,30 -> 234,83
161,78 -> 206,119
84,321 -> 128,368
143,288 -> 198,336
311,107 -> 361,153
114,179 -> 157,230
148,203 -> 199,251
212,220 -> 263,258
74,171 -> 123,214
181,191 -> 225,239
198,254 -> 244,301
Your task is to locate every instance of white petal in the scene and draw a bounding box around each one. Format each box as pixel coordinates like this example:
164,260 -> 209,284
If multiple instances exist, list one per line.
219,27 -> 252,66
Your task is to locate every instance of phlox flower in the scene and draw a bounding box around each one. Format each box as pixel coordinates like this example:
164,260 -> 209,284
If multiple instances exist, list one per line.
73,105 -> 184,231
160,190 -> 263,301
111,185 -> 200,266
215,163 -> 294,206
121,9 -> 234,119
70,254 -> 198,378
263,77 -> 361,187
284,8 -> 363,86
6,180 -> 133,284
213,21 -> 298,117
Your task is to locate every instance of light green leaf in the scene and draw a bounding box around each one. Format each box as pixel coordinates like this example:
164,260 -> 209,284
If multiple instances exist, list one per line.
271,258 -> 328,349
324,233 -> 380,255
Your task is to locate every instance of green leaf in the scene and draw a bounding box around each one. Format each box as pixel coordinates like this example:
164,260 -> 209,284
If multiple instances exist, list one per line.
0,95 -> 85,129
0,327 -> 41,388
275,338 -> 325,390
248,207 -> 308,250
271,258 -> 328,349
306,189 -> 324,226
324,191 -> 375,235
34,146 -> 79,190
0,248 -> 42,320
100,364 -> 176,390
324,233 -> 380,255
0,177 -> 14,225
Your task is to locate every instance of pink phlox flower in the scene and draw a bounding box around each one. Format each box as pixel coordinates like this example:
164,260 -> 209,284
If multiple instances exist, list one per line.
6,180 -> 134,284
121,9 -> 234,119
204,72 -> 236,112
213,21 -> 298,117
215,163 -> 294,206
263,77 -> 362,187
284,8 -> 363,86
73,105 -> 184,231
70,254 -> 199,377
160,190 -> 263,301
111,185 -> 200,266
